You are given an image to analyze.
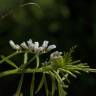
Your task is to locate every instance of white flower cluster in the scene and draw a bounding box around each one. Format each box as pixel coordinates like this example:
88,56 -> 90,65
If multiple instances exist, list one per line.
50,51 -> 62,60
9,39 -> 56,54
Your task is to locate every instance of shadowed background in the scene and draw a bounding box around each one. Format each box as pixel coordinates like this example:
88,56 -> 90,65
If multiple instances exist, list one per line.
0,0 -> 96,96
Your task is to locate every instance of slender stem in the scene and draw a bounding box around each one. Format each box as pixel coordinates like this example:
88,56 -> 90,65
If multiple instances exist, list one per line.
0,66 -> 52,78
36,54 -> 39,68
49,71 -> 55,96
53,71 -> 62,83
30,54 -> 39,96
53,71 -> 63,96
35,73 -> 45,94
15,52 -> 28,96
24,52 -> 28,64
0,51 -> 19,63
30,72 -> 35,96
0,69 -> 19,78
15,74 -> 24,96
20,55 -> 36,69
1,55 -> 18,68
44,75 -> 49,96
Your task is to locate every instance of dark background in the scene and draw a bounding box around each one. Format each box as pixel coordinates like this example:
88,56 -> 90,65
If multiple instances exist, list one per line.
0,0 -> 96,96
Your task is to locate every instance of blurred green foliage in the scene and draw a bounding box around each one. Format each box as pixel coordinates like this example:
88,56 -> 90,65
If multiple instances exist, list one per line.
0,0 -> 96,96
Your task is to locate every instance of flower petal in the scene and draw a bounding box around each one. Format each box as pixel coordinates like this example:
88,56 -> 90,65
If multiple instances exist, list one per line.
42,40 -> 49,48
47,45 -> 56,51
27,39 -> 34,49
34,42 -> 39,53
20,42 -> 28,49
34,42 -> 39,49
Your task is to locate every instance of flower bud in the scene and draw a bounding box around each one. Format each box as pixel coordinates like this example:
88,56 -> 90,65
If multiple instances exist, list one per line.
50,51 -> 62,60
50,51 -> 64,68
9,40 -> 16,49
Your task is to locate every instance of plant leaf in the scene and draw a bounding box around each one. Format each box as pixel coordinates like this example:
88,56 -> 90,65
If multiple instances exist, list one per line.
59,68 -> 76,78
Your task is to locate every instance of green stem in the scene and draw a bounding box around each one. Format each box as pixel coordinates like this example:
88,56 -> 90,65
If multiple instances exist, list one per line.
30,72 -> 35,96
35,73 -> 45,94
36,54 -> 39,68
44,75 -> 49,96
15,74 -> 24,96
24,52 -> 28,64
0,51 -> 19,63
53,71 -> 63,96
0,67 -> 51,78
0,69 -> 19,78
20,55 -> 36,69
0,61 -> 53,78
15,52 -> 28,96
49,71 -> 55,96
1,55 -> 18,68
30,54 -> 39,96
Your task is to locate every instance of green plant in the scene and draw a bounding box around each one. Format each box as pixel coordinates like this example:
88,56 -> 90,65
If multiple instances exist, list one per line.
0,39 -> 96,96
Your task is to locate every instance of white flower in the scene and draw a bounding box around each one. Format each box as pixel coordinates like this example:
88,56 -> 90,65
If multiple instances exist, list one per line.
26,39 -> 56,54
34,42 -> 39,49
27,39 -> 34,49
34,42 -> 39,53
9,39 -> 56,54
47,45 -> 56,51
20,42 -> 28,49
42,40 -> 49,48
9,40 -> 21,50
